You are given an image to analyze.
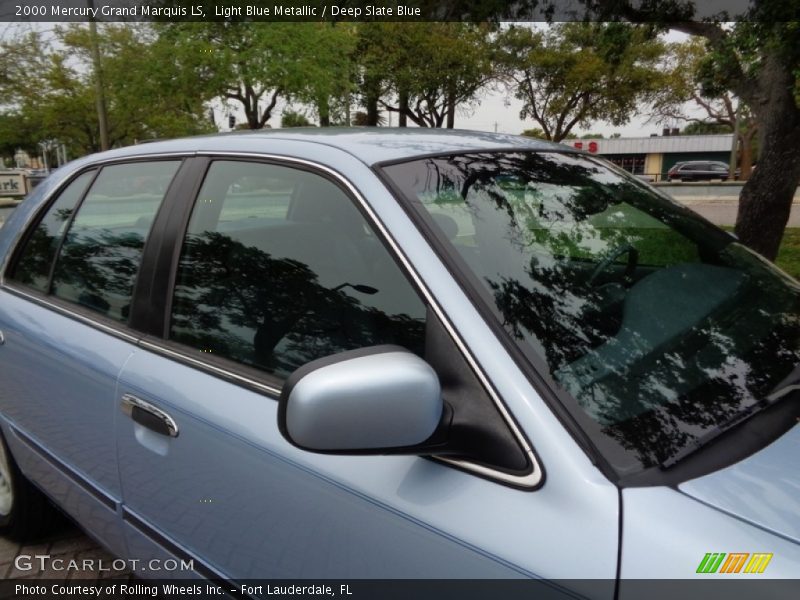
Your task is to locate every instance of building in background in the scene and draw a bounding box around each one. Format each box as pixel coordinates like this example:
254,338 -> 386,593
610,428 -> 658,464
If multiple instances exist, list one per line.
572,134 -> 734,181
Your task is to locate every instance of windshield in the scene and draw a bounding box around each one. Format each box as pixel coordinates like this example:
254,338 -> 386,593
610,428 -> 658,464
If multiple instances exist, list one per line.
382,151 -> 800,474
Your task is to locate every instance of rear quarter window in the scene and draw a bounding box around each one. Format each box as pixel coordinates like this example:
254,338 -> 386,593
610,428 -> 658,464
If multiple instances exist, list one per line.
10,171 -> 96,293
48,161 -> 180,323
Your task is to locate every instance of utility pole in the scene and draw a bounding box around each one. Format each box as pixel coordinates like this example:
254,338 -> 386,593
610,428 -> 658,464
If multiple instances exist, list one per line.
88,0 -> 109,151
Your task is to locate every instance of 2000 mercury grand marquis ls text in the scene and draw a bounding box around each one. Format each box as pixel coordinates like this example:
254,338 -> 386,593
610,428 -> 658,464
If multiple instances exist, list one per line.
0,130 -> 797,594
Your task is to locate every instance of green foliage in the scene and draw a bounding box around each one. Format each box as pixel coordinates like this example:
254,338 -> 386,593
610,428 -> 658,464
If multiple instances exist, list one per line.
281,111 -> 314,128
0,25 -> 214,160
352,111 -> 386,127
356,23 -> 496,127
296,23 -> 358,126
775,228 -> 800,280
160,22 -> 356,129
681,121 -> 733,135
497,23 -> 666,141
520,128 -> 546,138
0,113 -> 39,159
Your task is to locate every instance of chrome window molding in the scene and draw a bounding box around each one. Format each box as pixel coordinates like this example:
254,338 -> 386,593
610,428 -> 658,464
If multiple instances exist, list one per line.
1,285 -> 140,345
138,338 -> 282,398
0,149 -> 543,489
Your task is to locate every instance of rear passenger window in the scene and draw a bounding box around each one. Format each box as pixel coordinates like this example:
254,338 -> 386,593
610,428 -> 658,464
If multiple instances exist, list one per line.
170,161 -> 426,379
11,171 -> 95,293
50,161 -> 180,323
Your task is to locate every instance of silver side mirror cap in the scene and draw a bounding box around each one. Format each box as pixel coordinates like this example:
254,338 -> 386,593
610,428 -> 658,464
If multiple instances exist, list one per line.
278,346 -> 446,453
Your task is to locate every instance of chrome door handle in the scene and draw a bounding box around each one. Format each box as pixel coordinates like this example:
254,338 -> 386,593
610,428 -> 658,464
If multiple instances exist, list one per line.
120,394 -> 179,438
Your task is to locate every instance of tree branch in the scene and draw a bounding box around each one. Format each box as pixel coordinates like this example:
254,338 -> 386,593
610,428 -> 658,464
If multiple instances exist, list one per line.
258,88 -> 280,128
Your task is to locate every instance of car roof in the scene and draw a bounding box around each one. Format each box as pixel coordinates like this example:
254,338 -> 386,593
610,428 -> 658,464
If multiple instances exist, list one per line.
80,128 -> 571,167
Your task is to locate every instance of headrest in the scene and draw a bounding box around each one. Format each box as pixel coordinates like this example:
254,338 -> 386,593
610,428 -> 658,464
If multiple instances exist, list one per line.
430,212 -> 459,241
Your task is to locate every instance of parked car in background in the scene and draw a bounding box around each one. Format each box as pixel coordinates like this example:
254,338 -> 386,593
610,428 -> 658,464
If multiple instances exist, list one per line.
0,130 -> 797,594
667,160 -> 736,181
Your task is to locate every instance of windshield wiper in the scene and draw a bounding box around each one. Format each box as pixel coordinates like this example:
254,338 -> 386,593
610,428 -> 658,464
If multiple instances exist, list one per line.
660,373 -> 800,470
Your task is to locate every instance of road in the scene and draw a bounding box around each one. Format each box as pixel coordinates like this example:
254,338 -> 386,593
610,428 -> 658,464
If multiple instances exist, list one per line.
676,198 -> 800,227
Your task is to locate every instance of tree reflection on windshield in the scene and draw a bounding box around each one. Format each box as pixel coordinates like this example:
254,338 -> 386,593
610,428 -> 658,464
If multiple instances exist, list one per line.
384,151 -> 800,471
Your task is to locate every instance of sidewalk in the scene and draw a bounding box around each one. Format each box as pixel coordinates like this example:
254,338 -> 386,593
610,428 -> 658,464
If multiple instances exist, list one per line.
0,523 -> 130,581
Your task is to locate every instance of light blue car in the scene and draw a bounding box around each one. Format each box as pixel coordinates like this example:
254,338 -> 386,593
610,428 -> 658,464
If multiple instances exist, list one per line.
0,130 -> 797,594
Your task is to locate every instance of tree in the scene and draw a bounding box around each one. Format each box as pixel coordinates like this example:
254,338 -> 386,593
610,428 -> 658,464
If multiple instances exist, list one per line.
0,113 -> 39,163
651,39 -> 758,179
0,30 -> 97,156
497,23 -> 666,142
520,128 -> 546,138
62,24 -> 214,143
472,0 -> 800,260
568,1 -> 800,261
0,25 -> 213,159
681,121 -> 733,136
281,111 -> 314,128
159,23 -> 288,129
352,111 -> 386,127
356,23 -> 497,128
293,23 -> 358,127
161,23 -> 354,130
687,19 -> 800,259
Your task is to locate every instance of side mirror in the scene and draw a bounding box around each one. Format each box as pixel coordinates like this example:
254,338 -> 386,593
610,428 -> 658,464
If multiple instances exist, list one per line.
278,346 -> 448,453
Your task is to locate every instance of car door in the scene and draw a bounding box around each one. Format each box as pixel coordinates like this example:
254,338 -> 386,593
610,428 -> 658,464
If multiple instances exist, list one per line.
677,163 -> 695,180
709,163 -> 729,180
115,156 -> 619,590
0,159 -> 183,556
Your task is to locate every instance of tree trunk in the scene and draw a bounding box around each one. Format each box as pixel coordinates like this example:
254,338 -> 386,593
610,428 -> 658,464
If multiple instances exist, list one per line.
398,88 -> 408,127
366,98 -> 379,126
318,95 -> 330,127
245,102 -> 259,130
446,86 -> 456,129
738,127 -> 757,180
734,56 -> 800,261
364,77 -> 380,126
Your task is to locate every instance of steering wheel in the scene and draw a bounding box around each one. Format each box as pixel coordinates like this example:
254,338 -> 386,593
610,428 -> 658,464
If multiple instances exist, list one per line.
588,243 -> 639,287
